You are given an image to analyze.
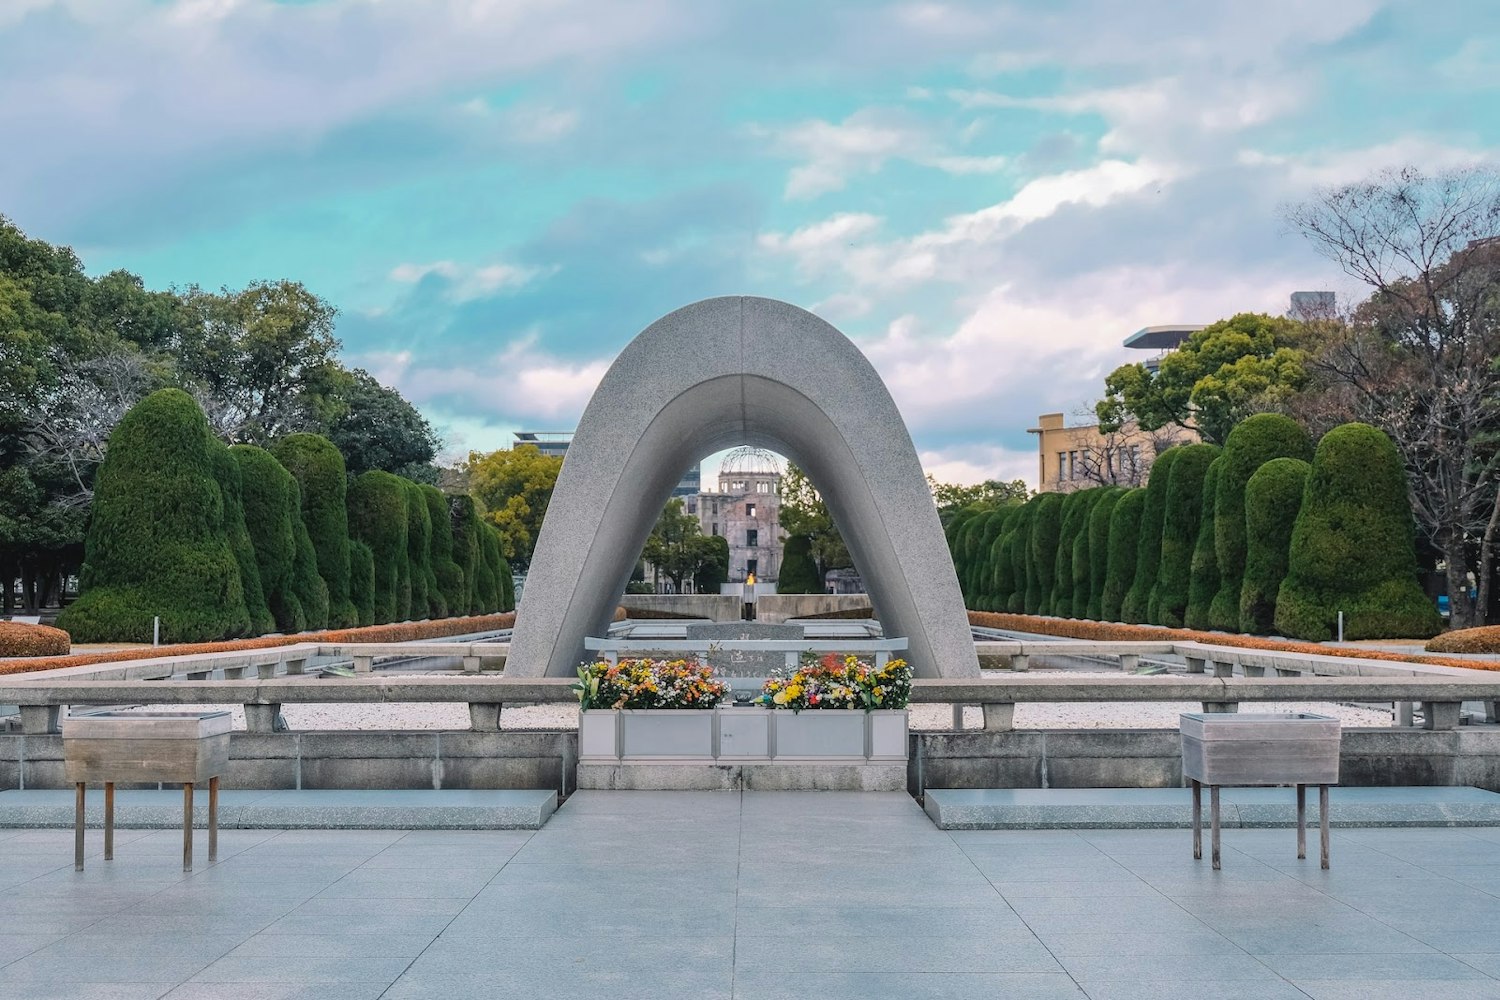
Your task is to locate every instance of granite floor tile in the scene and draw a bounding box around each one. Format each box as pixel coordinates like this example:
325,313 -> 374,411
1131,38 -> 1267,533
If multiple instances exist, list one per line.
732,971 -> 1086,999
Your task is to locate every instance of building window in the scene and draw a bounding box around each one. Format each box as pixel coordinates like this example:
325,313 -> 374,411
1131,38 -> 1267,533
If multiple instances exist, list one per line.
1129,445 -> 1142,471
1057,452 -> 1066,482
686,499 -> 697,514
711,500 -> 718,515
1069,451 -> 1079,480
758,482 -> 771,493
747,529 -> 758,547
747,558 -> 758,577
711,523 -> 719,536
746,502 -> 755,517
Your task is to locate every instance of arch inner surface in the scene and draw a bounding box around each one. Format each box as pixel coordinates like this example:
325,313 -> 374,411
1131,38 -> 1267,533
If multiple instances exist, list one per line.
507,296 -> 979,679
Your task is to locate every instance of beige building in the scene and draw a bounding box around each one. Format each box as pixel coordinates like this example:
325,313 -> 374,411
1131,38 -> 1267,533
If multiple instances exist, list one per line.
1029,413 -> 1196,493
1030,323 -> 1202,493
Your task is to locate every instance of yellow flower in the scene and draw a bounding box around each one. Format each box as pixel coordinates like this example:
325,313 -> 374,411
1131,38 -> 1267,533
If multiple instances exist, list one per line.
773,690 -> 789,705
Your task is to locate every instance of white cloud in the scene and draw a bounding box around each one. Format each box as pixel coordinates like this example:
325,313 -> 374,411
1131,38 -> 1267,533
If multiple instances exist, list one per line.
355,334 -> 611,426
920,444 -> 1037,489
388,260 -> 547,301
461,97 -> 581,143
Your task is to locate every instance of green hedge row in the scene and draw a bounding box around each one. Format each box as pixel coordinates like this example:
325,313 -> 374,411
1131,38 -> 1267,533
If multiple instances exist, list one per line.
948,417 -> 1439,640
58,390 -> 513,643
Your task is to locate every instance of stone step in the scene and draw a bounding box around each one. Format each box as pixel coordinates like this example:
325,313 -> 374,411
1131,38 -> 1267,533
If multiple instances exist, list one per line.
0,787 -> 557,830
924,785 -> 1500,829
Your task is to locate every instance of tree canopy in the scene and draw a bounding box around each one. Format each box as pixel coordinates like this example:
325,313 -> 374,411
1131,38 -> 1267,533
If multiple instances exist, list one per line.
466,444 -> 564,571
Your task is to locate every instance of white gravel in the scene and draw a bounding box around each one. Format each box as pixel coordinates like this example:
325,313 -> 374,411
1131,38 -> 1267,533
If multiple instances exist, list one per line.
113,670 -> 1395,731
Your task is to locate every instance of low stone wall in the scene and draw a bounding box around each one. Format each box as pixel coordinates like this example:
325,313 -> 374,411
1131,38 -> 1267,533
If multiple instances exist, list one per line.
2,731 -> 576,797
909,728 -> 1500,796
619,595 -> 743,621
7,727 -> 1499,798
755,595 -> 872,623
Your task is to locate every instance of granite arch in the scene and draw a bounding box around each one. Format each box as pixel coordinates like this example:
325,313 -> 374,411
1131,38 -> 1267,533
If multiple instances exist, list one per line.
507,296 -> 979,679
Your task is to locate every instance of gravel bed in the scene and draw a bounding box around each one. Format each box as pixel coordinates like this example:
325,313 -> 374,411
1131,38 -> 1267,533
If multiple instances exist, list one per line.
111,670 -> 1394,731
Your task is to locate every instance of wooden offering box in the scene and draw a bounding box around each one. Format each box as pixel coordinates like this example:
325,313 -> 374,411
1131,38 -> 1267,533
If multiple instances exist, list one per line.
1180,712 -> 1341,871
62,711 -> 231,872
1180,712 -> 1340,787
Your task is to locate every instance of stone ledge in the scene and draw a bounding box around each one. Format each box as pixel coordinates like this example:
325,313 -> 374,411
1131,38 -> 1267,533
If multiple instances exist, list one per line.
0,788 -> 558,829
577,761 -> 906,791
923,785 -> 1500,829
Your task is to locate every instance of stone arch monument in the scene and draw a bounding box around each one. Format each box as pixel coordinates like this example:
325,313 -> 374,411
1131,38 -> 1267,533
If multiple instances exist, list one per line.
507,296 -> 979,680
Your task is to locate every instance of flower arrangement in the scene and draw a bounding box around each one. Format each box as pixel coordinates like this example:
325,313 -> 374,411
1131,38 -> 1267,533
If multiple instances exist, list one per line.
574,658 -> 730,711
760,653 -> 911,712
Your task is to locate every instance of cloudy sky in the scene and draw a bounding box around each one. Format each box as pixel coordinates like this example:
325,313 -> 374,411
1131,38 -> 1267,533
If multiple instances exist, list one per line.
3,0 -> 1496,488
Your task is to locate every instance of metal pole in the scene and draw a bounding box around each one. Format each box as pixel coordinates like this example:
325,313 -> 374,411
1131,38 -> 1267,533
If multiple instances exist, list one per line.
153,616 -> 160,647
1337,611 -> 1344,643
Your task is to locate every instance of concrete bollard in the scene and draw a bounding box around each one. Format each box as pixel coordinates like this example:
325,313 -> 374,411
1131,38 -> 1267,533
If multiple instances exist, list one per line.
283,657 -> 307,675
1421,701 -> 1461,731
19,706 -> 59,735
244,703 -> 282,733
982,703 -> 1016,732
1185,656 -> 1207,674
1118,654 -> 1140,673
1009,654 -> 1030,672
469,703 -> 503,732
1212,660 -> 1234,678
353,655 -> 374,674
462,656 -> 482,673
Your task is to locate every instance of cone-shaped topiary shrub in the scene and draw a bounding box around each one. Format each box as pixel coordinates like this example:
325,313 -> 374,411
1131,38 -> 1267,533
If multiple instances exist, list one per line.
1101,488 -> 1146,622
1151,444 -> 1220,629
1275,423 -> 1442,640
778,535 -> 821,593
348,539 -> 376,626
1241,457 -> 1310,634
231,444 -> 302,633
286,477 -> 329,630
211,442 -> 274,636
400,478 -> 435,620
272,434 -> 358,629
1122,447 -> 1182,624
1210,414 -> 1312,631
420,485 -> 457,618
1053,491 -> 1092,618
1185,456 -> 1223,630
990,521 -> 1017,612
974,509 -> 1011,610
1086,488 -> 1124,621
347,471 -> 409,624
449,494 -> 484,614
1005,501 -> 1037,612
1028,493 -> 1066,615
57,389 -> 251,643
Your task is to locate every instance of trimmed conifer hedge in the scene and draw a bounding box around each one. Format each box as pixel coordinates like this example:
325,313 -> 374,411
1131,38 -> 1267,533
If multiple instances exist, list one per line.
348,539 -> 376,626
1027,493 -> 1065,615
231,444 -> 302,633
421,484 -> 457,618
779,535 -> 821,593
1241,457 -> 1309,634
57,389 -> 251,643
1005,501 -> 1037,612
212,442 -> 274,636
1151,444 -> 1220,629
272,434 -> 358,629
1123,447 -> 1181,624
449,494 -> 484,615
401,478 -> 436,620
1209,414 -> 1312,631
347,470 -> 409,624
286,477 -> 330,630
1275,423 -> 1442,640
1085,488 -> 1123,621
1101,488 -> 1145,622
1185,456 -> 1223,630
1053,491 -> 1092,618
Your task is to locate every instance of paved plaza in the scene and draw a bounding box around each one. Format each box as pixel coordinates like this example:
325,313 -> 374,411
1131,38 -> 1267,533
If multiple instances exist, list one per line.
0,792 -> 1497,997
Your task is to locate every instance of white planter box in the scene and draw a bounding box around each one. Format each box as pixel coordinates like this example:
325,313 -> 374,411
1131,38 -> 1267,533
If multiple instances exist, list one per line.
577,708 -> 910,762
578,710 -> 619,760
717,708 -> 771,760
620,710 -> 714,760
868,710 -> 909,760
773,710 -> 868,759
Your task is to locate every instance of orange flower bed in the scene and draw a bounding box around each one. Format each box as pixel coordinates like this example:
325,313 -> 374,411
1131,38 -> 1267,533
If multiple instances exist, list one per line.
0,622 -> 70,658
968,611 -> 1500,673
1426,626 -> 1500,654
0,612 -> 517,677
